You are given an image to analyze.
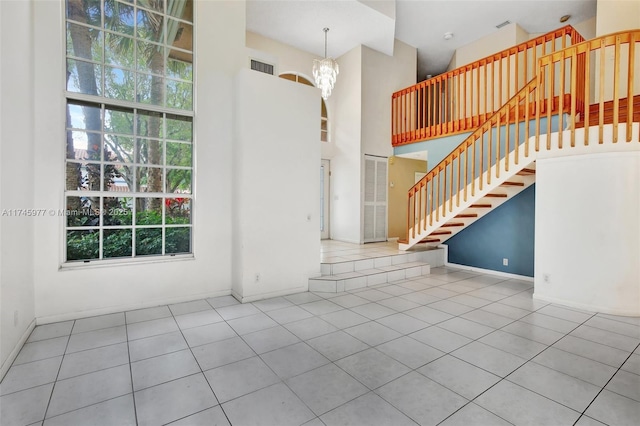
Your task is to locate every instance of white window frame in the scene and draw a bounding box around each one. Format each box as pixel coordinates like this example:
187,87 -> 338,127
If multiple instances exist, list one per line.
63,0 -> 195,264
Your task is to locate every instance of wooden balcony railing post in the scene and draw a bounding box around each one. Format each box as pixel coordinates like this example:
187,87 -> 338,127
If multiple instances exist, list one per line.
628,34 -> 636,142
613,35 -> 621,143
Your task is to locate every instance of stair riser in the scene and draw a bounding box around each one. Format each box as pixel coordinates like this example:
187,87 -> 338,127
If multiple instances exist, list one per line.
309,265 -> 431,293
321,251 -> 431,276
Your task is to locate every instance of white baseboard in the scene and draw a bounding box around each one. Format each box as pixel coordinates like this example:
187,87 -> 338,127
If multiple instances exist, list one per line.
1,318 -> 36,381
533,293 -> 640,317
36,289 -> 232,325
232,285 -> 308,303
440,244 -> 534,282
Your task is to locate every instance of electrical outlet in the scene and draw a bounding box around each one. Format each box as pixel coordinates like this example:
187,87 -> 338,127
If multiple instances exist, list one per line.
255,274 -> 260,283
543,274 -> 551,283
502,258 -> 509,266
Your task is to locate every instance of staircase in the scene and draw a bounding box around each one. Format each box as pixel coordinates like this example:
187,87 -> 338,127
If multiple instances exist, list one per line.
397,29 -> 640,251
309,249 -> 443,293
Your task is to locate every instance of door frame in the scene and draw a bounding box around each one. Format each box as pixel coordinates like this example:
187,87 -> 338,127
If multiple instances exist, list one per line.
321,159 -> 330,239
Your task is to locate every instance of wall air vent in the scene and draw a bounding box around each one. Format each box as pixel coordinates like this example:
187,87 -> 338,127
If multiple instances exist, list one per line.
250,59 -> 275,75
496,20 -> 511,29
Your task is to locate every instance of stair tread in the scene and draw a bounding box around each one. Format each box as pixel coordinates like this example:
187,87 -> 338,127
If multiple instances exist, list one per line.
470,204 -> 492,208
430,231 -> 452,235
312,262 -> 431,280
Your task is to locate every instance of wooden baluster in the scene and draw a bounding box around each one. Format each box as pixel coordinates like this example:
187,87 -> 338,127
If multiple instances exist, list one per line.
505,100 -> 510,171
436,172 -> 440,222
584,46 -> 591,146
431,82 -> 438,135
408,189 -> 412,239
437,79 -> 447,135
515,46 -> 520,93
491,60 -> 495,114
480,131 -> 484,190
570,49 -> 577,147
524,42 -> 529,84
391,96 -> 395,144
547,59 -> 553,150
424,84 -> 428,138
559,49 -> 565,149
430,177 -> 435,226
472,139 -> 476,196
525,82 -> 531,157
449,159 -> 453,213
536,67 -> 542,151
488,119 -> 493,184
599,39 -> 605,144
507,49 -> 511,103
483,62 -> 488,119
457,73 -> 461,132
499,56 -> 503,108
456,152 -> 461,207
613,35 -> 621,143
496,114 -> 501,179
462,147 -> 467,202
441,166 -> 446,218
515,96 -> 520,164
628,35 -> 636,142
417,183 -> 421,236
541,38 -> 546,113
462,71 -> 467,130
476,65 -> 480,126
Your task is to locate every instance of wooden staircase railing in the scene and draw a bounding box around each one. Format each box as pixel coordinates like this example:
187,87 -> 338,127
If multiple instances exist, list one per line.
403,30 -> 640,249
391,25 -> 585,146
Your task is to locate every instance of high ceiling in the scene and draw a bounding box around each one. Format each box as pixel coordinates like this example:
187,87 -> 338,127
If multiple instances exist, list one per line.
246,0 -> 597,79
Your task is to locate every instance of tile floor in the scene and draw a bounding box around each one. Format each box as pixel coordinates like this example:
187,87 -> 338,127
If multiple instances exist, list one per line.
1,267 -> 639,426
320,240 -> 430,263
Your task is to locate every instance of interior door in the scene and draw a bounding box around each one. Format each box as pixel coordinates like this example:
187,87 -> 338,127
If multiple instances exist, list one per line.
320,159 -> 330,239
363,155 -> 388,243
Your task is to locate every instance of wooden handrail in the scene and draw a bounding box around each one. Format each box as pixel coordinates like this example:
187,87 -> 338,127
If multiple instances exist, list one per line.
404,29 -> 640,247
392,25 -> 585,146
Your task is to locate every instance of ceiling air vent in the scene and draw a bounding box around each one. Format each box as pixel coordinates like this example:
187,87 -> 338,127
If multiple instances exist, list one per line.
250,59 -> 275,75
496,20 -> 511,29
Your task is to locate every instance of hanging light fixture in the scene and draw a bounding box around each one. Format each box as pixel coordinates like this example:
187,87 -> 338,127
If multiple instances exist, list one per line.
313,28 -> 339,100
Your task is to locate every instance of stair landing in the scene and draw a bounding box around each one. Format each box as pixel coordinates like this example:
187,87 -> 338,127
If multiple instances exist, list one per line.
312,240 -> 444,292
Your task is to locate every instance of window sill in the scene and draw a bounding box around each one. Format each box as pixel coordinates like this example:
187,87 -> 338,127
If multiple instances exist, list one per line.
59,253 -> 195,271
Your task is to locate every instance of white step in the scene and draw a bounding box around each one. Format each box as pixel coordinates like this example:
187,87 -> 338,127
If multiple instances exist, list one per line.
310,250 -> 444,293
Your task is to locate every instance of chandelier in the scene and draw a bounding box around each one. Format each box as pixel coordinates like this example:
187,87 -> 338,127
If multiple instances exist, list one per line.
313,28 -> 339,100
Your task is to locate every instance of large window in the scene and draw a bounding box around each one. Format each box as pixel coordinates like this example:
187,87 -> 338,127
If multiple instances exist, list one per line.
65,0 -> 193,262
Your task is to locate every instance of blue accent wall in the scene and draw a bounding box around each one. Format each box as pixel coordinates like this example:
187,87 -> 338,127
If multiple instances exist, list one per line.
445,184 -> 535,277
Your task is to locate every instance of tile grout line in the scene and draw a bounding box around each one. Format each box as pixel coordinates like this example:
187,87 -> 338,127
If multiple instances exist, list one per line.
572,341 -> 640,425
124,312 -> 139,426
40,319 -> 75,423
167,299 -> 231,425
429,299 -> 603,425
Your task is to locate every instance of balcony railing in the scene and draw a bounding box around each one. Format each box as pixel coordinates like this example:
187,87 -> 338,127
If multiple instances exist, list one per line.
404,30 -> 640,247
391,25 -> 585,146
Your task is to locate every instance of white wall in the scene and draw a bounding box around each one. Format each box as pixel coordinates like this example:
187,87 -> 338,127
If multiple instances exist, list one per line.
0,0 -> 37,378
535,152 -> 640,315
245,32 -> 334,160
329,45 -> 363,243
232,69 -> 320,301
361,40 -> 416,157
453,23 -> 526,69
30,0 -> 247,323
596,0 -> 640,36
